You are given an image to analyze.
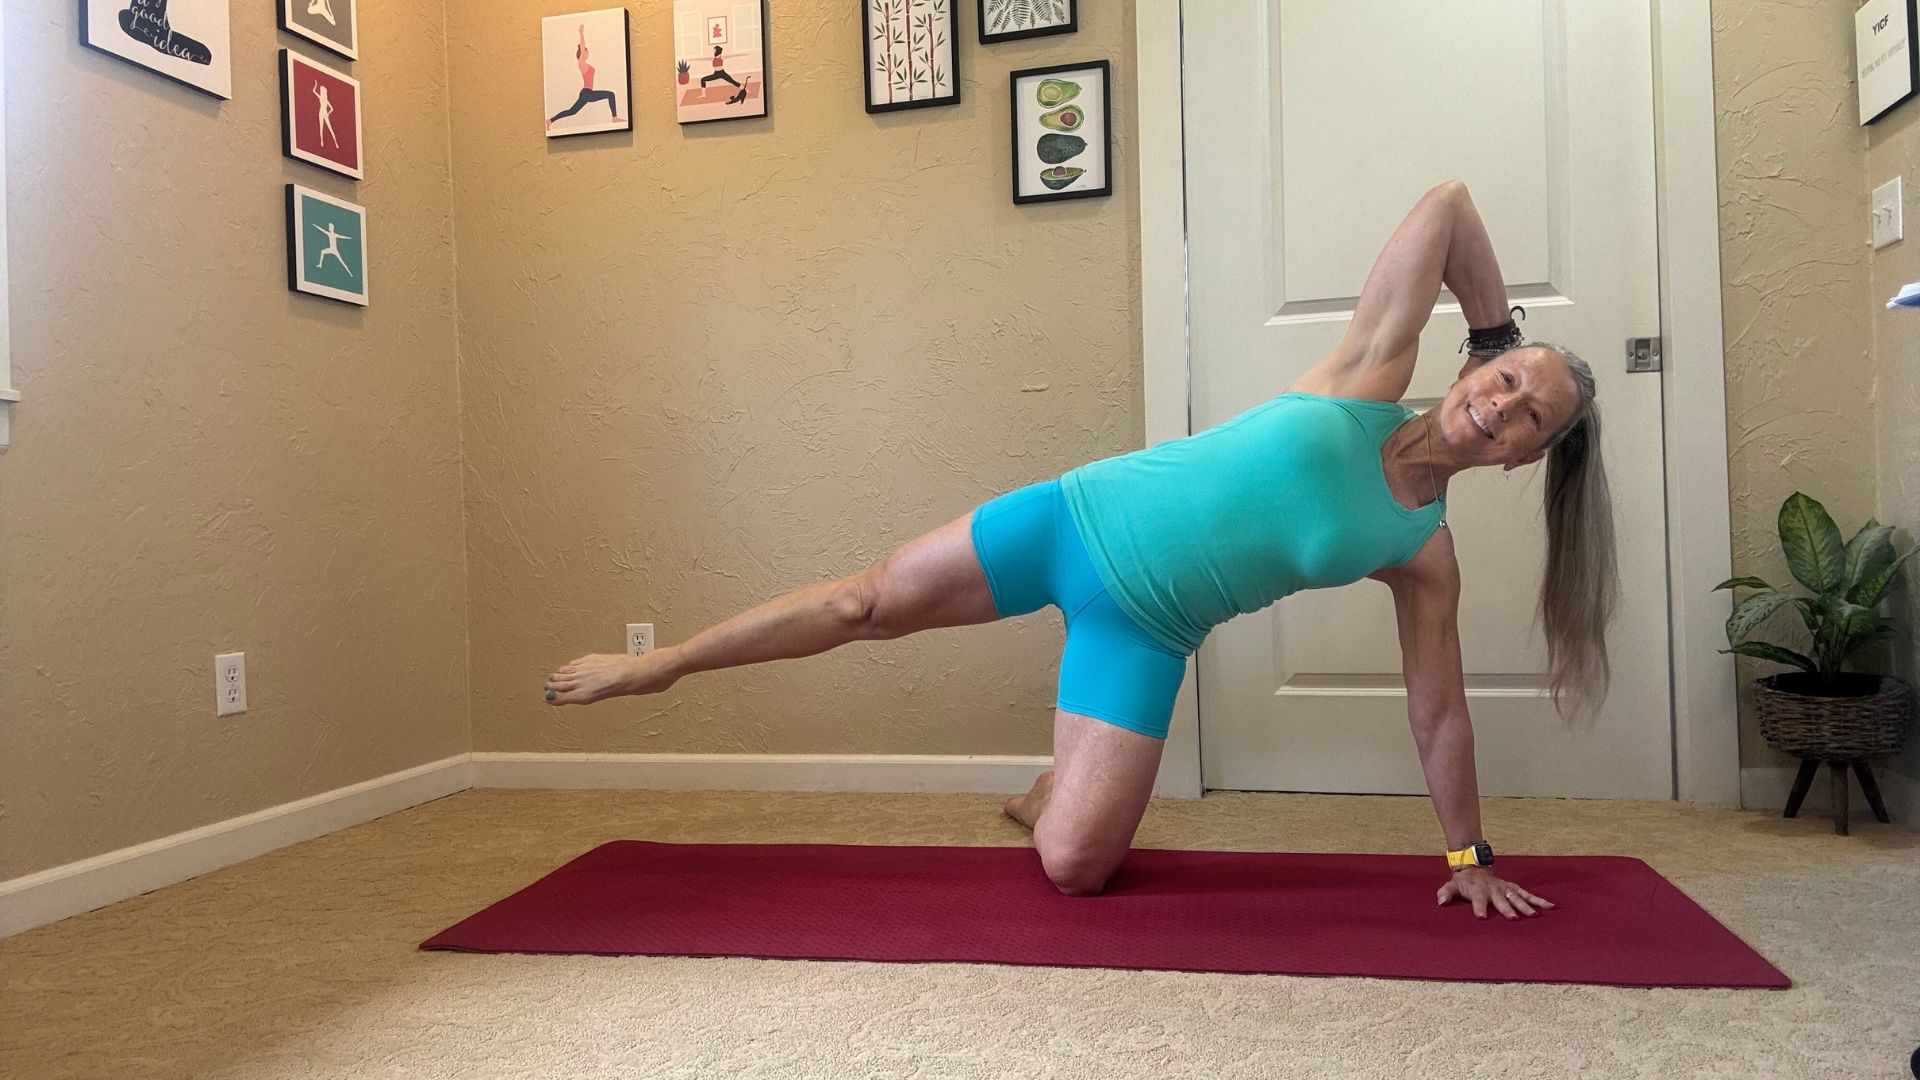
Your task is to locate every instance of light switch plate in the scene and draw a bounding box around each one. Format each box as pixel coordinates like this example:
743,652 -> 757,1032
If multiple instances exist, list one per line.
1872,176 -> 1904,249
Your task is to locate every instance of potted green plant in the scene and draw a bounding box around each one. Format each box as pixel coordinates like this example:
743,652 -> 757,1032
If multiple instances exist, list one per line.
1716,492 -> 1917,833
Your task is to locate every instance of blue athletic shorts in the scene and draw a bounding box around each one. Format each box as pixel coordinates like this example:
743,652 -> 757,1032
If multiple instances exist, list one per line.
968,478 -> 1190,740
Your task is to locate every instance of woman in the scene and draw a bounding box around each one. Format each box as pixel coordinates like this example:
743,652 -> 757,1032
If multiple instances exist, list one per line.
547,24 -> 622,131
543,181 -> 1614,921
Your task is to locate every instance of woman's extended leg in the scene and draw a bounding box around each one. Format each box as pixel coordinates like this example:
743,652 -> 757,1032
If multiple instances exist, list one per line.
1005,709 -> 1164,895
544,509 -> 999,705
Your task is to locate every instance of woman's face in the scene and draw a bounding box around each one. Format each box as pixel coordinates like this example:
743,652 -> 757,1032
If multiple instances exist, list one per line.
1435,346 -> 1582,470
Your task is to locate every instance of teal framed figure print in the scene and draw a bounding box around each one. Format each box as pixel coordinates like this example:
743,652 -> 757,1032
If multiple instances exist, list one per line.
285,184 -> 368,306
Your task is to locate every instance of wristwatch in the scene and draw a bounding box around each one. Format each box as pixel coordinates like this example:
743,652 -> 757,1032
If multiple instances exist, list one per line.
1446,840 -> 1495,872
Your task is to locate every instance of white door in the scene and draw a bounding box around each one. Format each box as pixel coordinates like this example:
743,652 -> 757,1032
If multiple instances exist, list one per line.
1184,0 -> 1672,798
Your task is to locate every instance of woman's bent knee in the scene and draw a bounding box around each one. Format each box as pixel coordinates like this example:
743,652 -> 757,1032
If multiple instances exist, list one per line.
1041,846 -> 1117,897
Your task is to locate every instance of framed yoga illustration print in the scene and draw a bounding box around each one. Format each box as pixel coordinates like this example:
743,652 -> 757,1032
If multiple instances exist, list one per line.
1857,0 -> 1919,124
286,184 -> 368,306
543,8 -> 632,137
863,0 -> 960,113
672,0 -> 770,124
1009,60 -> 1110,205
279,0 -> 358,61
80,0 -> 233,99
281,50 -> 364,179
979,0 -> 1073,44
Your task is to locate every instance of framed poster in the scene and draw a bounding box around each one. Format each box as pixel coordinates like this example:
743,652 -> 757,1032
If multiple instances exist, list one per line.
862,0 -> 959,114
286,184 -> 367,306
672,0 -> 769,124
280,0 -> 358,61
280,49 -> 364,179
544,8 -> 632,137
1858,0 -> 1919,124
80,0 -> 233,99
979,0 -> 1073,44
1009,60 -> 1110,205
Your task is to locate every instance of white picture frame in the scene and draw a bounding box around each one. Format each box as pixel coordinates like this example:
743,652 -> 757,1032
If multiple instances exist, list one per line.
279,0 -> 359,62
1857,0 -> 1918,125
80,0 -> 233,99
543,8 -> 633,138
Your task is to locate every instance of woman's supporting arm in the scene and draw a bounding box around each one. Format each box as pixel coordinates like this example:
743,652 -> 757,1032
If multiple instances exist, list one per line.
1376,530 -> 1485,852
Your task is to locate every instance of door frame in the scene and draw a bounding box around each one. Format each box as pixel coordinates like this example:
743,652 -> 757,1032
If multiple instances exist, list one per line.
1135,0 -> 1741,806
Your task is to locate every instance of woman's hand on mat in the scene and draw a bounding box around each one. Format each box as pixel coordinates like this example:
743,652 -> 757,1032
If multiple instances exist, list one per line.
1436,868 -> 1554,920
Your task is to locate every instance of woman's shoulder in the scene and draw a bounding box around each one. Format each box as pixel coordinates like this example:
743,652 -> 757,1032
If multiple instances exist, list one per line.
1286,354 -> 1413,404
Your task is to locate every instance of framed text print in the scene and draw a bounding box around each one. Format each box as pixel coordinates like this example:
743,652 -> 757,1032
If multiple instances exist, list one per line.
81,0 -> 233,99
1858,0 -> 1919,124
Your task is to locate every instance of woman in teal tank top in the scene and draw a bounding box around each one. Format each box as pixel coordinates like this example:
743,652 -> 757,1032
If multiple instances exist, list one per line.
543,182 -> 1615,921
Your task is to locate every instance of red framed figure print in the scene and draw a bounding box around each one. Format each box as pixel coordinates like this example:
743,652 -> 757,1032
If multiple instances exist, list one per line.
280,49 -> 364,180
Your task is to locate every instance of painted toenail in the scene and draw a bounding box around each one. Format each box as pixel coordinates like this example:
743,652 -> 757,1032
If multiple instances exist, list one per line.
545,689 -> 556,701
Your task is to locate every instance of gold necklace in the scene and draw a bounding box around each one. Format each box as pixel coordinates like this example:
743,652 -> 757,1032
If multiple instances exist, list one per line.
1422,412 -> 1446,523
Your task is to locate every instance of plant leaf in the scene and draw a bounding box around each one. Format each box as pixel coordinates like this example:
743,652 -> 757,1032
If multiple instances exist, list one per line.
1726,589 -> 1794,646
1849,545 -> 1919,608
1722,641 -> 1818,672
1778,492 -> 1847,595
1842,520 -> 1894,600
1713,575 -> 1773,591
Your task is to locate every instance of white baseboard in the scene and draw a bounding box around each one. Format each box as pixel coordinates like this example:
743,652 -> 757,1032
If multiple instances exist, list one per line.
470,752 -> 1053,795
0,755 -> 472,940
1740,764 -> 1920,826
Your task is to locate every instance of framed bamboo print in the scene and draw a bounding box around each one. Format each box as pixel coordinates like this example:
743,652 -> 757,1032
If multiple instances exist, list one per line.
1009,60 -> 1110,204
863,0 -> 960,113
280,0 -> 358,61
81,0 -> 233,99
286,184 -> 368,306
672,0 -> 770,124
979,0 -> 1073,44
281,49 -> 364,179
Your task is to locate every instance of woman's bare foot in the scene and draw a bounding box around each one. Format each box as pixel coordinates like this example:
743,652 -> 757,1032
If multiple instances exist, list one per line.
1003,770 -> 1055,831
544,647 -> 682,706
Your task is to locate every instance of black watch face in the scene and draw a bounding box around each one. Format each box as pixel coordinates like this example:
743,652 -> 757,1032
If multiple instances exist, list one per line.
1473,842 -> 1494,866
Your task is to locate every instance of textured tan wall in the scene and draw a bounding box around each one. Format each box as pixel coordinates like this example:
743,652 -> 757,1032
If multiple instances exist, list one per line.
1865,106 -> 1920,786
1711,0 -> 1879,770
0,1 -> 468,878
450,3 -> 1140,756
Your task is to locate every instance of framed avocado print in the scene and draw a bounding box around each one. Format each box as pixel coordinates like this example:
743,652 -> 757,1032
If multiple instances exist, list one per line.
1009,60 -> 1110,205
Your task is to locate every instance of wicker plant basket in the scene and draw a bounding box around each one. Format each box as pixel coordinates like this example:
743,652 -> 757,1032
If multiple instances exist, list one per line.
1754,673 -> 1914,759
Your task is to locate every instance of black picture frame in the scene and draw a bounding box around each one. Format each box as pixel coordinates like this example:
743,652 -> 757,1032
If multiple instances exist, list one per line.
1859,0 -> 1920,124
978,0 -> 1075,45
862,0 -> 962,114
677,0 -> 771,126
544,8 -> 634,138
1009,59 -> 1111,205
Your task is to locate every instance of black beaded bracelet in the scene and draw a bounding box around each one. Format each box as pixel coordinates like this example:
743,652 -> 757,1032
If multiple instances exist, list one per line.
1460,305 -> 1527,357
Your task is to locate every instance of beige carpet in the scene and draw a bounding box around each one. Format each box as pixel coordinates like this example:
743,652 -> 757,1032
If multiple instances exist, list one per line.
2,787 -> 1916,1079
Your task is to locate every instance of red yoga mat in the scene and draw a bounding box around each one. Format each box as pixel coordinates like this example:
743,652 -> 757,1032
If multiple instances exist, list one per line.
420,841 -> 1789,989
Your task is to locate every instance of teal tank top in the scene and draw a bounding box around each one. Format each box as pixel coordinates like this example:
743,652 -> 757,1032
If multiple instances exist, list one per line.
1057,392 -> 1446,655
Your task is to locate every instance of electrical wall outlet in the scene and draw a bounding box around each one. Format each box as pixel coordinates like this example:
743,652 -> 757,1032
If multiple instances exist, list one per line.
1872,176 -> 1904,249
626,623 -> 655,656
215,652 -> 248,716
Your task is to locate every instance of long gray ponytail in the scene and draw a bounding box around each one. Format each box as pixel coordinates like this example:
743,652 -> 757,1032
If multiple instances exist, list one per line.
1528,343 -> 1618,723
